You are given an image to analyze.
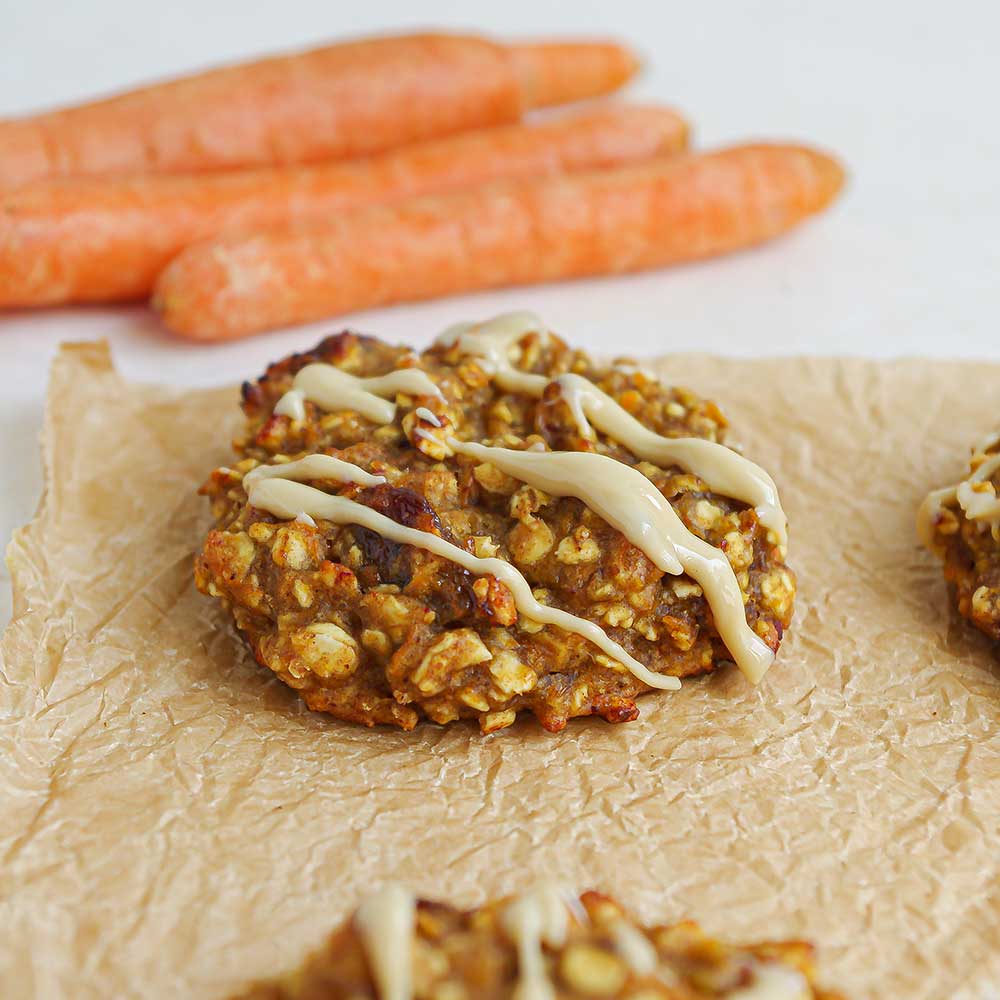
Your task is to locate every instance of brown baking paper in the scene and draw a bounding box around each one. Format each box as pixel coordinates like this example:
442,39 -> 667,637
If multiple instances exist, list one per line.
3,342 -> 1000,1000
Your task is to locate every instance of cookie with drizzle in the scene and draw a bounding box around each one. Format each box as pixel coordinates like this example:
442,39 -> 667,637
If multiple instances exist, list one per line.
196,313 -> 795,732
918,431 -> 1000,640
230,884 -> 844,1000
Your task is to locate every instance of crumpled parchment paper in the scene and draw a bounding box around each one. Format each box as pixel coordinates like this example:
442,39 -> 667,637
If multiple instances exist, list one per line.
2,342 -> 999,1000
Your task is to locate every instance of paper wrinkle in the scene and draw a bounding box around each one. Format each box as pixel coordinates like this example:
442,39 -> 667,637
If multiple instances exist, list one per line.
2,344 -> 1000,999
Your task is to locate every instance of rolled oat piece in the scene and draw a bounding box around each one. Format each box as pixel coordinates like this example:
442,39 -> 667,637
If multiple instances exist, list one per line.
195,313 -> 795,732
230,885 -> 845,999
918,432 -> 1000,639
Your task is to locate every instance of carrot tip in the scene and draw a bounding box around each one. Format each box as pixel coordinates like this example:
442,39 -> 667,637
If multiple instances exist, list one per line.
510,40 -> 641,109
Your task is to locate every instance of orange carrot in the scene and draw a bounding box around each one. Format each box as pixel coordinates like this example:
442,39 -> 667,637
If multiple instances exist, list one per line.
0,34 -> 639,189
510,42 -> 640,107
154,144 -> 844,342
0,106 -> 687,307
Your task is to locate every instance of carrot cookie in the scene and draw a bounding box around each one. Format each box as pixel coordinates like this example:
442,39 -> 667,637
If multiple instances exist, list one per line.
918,432 -> 1000,639
196,312 -> 795,732
231,885 -> 842,999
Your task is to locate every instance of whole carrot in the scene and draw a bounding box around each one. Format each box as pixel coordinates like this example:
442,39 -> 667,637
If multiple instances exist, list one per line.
0,34 -> 638,189
0,106 -> 687,307
154,144 -> 845,341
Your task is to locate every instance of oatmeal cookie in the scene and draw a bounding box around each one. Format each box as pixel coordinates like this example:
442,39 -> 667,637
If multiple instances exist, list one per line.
195,315 -> 795,732
919,432 -> 1000,640
231,886 -> 843,1000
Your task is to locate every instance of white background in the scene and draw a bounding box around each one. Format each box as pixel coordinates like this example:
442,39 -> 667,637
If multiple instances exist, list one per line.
2,0 -> 998,622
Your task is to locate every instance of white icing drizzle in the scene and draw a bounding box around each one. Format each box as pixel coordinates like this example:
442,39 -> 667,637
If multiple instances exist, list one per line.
414,406 -> 442,427
433,313 -> 787,547
957,454 -> 1000,522
246,472 -> 681,691
354,884 -> 416,1000
973,430 -> 1000,455
727,962 -> 811,1000
452,439 -> 681,575
612,359 -> 657,380
346,883 -> 580,1000
553,373 -> 786,545
436,311 -> 552,396
608,919 -> 659,975
275,363 -> 442,424
243,453 -> 386,490
918,437 -> 1000,552
447,441 -> 775,685
502,883 -> 571,1000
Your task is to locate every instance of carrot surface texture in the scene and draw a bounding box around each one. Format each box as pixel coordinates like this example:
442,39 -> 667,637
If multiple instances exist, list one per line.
0,34 -> 639,188
0,106 -> 687,307
154,144 -> 845,342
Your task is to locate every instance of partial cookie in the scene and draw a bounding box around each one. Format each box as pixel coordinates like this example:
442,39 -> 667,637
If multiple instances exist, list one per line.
196,313 -> 795,732
918,432 -> 1000,640
231,885 -> 844,1000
